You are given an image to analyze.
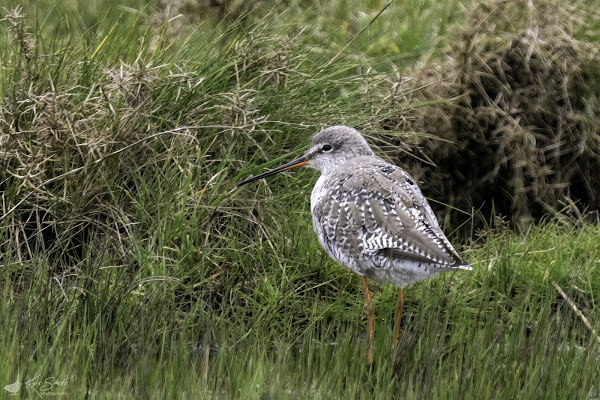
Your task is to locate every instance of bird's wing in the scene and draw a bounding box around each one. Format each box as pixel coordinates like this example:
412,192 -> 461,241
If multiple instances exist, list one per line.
313,159 -> 467,267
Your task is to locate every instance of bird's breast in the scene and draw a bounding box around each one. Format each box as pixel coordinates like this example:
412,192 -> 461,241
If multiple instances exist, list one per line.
310,174 -> 329,213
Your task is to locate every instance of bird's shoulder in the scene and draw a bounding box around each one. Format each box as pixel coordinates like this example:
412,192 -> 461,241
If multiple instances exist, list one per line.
312,157 -> 424,238
315,156 -> 421,213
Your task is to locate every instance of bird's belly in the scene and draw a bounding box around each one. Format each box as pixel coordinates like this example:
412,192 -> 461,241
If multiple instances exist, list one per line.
311,215 -> 448,287
360,255 -> 443,287
311,214 -> 363,275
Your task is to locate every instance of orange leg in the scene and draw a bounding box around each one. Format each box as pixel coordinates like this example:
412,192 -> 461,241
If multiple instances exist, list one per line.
393,287 -> 403,347
361,276 -> 374,365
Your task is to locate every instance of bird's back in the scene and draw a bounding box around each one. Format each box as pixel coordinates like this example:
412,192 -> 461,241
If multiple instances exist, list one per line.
310,155 -> 471,287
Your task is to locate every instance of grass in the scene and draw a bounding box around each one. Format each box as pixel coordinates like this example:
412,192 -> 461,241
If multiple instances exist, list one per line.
0,0 -> 599,398
1,222 -> 600,398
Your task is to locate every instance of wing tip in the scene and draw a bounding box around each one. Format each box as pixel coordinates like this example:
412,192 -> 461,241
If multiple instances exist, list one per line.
456,262 -> 472,271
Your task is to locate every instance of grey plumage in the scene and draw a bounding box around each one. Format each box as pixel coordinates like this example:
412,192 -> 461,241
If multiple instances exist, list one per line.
238,125 -> 471,287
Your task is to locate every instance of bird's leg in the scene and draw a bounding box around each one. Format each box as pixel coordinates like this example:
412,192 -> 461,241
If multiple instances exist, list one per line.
393,287 -> 403,347
361,276 -> 374,365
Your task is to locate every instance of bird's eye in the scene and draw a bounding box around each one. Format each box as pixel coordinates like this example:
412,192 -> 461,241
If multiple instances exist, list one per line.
322,144 -> 333,152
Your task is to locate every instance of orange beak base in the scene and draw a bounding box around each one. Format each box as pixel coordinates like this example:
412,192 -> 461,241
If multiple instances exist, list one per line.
237,155 -> 310,186
283,160 -> 310,171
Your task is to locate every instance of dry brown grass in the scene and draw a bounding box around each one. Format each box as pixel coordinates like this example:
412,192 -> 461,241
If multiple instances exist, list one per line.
368,0 -> 600,231
0,5 -> 377,270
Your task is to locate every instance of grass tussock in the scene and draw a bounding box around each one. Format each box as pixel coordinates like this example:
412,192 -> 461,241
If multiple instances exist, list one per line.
372,0 -> 600,231
0,3 -> 407,351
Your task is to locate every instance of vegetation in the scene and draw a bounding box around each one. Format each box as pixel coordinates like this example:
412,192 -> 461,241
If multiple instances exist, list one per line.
1,0 -> 599,398
388,0 -> 600,231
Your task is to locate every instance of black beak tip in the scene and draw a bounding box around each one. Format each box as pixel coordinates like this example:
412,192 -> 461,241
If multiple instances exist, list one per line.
236,177 -> 252,187
236,154 -> 308,188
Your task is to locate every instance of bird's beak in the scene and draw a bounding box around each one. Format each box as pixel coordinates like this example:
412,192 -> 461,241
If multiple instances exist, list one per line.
237,154 -> 311,186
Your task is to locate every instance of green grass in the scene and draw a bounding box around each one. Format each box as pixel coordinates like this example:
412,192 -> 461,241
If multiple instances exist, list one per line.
1,1 -> 599,399
1,223 -> 600,398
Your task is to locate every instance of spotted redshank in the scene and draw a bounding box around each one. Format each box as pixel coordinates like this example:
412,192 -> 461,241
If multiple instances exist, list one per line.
237,126 -> 471,363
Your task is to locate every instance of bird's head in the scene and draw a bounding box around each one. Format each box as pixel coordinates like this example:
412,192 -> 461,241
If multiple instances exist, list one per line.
237,126 -> 374,186
306,126 -> 374,174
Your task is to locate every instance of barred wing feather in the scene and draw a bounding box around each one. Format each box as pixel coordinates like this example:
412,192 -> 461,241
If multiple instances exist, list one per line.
312,159 -> 470,270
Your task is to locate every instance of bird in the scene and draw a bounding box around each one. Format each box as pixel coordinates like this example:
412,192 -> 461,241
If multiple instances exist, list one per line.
237,126 -> 471,363
3,376 -> 20,394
